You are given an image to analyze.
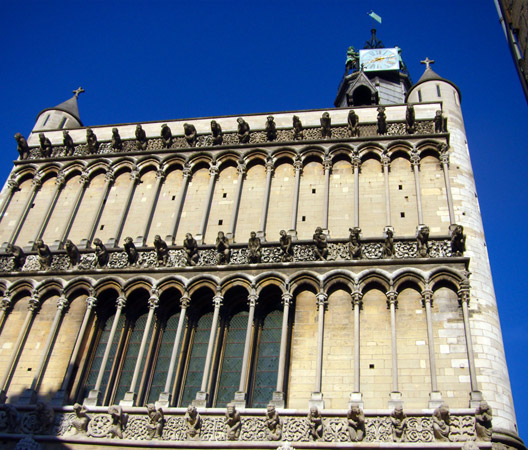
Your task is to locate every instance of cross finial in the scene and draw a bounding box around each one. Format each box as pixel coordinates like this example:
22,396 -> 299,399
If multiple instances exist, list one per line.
73,86 -> 85,98
420,57 -> 435,70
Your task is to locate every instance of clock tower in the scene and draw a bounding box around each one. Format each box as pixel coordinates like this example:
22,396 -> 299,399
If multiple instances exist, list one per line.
335,29 -> 412,107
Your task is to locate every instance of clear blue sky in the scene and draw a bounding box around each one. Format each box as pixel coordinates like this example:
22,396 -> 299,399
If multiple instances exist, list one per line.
1,0 -> 526,438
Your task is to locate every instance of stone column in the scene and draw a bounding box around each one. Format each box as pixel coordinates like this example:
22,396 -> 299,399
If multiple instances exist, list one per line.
288,158 -> 302,239
137,169 -> 165,246
108,168 -> 139,247
411,150 -> 424,225
8,176 -> 42,246
157,293 -> 190,408
322,157 -> 332,232
421,289 -> 442,408
122,289 -> 159,406
272,291 -> 292,408
234,290 -> 257,407
196,165 -> 218,244
227,162 -> 246,242
0,177 -> 19,227
458,286 -> 482,407
53,295 -> 97,406
352,154 -> 361,228
167,164 -> 191,245
310,291 -> 327,409
386,290 -> 402,407
257,159 -> 274,241
440,150 -> 456,225
194,292 -> 222,407
0,292 -> 12,332
382,155 -> 392,226
0,293 -> 39,404
32,172 -> 66,247
85,169 -> 114,247
57,171 -> 90,249
349,290 -> 363,407
21,295 -> 69,404
84,295 -> 126,406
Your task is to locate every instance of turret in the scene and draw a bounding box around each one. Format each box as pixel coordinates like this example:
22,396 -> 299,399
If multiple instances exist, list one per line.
31,87 -> 84,133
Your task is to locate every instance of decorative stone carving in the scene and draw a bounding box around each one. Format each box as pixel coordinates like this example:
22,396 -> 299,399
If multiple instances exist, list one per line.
36,240 -> 52,270
347,404 -> 365,442
153,235 -> 169,266
210,120 -> 223,145
15,437 -> 41,449
475,401 -> 492,441
237,118 -> 250,143
65,240 -> 81,267
184,233 -> 199,266
348,227 -> 362,259
406,104 -> 416,134
145,404 -> 164,439
15,133 -> 30,160
63,131 -> 75,156
320,112 -> 332,138
111,128 -> 123,152
0,404 -> 19,432
265,404 -> 282,441
416,225 -> 430,257
432,404 -> 451,441
383,227 -> 395,258
390,406 -> 408,442
93,238 -> 109,267
279,230 -> 294,262
7,244 -> 26,270
225,404 -> 241,441
108,405 -> 127,439
124,237 -> 138,266
216,231 -> 231,264
35,401 -> 55,434
450,225 -> 466,256
184,123 -> 197,147
434,110 -> 447,133
71,403 -> 90,435
377,106 -> 387,135
266,116 -> 277,141
292,115 -> 303,140
86,128 -> 99,154
348,110 -> 360,137
313,227 -> 328,260
160,124 -> 173,148
39,133 -> 53,158
307,406 -> 324,441
248,231 -> 261,263
135,124 -> 148,150
184,405 -> 202,440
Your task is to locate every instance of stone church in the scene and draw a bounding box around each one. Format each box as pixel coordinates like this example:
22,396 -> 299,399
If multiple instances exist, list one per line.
0,30 -> 523,449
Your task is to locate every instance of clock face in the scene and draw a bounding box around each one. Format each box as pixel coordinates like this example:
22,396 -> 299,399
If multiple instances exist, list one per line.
359,48 -> 400,72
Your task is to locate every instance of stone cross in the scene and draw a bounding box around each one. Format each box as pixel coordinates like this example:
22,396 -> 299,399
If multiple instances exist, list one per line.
73,87 -> 85,98
420,57 -> 435,70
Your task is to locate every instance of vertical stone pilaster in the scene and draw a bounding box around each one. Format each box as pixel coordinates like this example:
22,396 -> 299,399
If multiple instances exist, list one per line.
288,158 -> 302,239
0,177 -> 19,227
322,157 -> 332,232
227,162 -> 246,242
352,154 -> 360,228
382,155 -> 392,226
273,291 -> 292,408
85,169 -> 114,247
58,171 -> 89,249
108,168 -> 139,248
422,288 -> 443,408
167,164 -> 191,245
257,159 -> 274,241
349,290 -> 363,408
196,165 -> 218,244
411,150 -> 424,225
310,291 -> 327,409
137,169 -> 165,246
386,290 -> 402,408
9,175 -> 42,246
32,171 -> 65,247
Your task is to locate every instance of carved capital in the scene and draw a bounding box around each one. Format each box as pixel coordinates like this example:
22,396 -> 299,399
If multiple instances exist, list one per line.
440,152 -> 450,166
236,163 -> 246,177
31,176 -> 42,189
421,289 -> 433,308
85,296 -> 98,309
323,158 -> 332,172
213,294 -> 223,308
79,171 -> 90,186
293,158 -> 303,172
116,296 -> 127,309
209,165 -> 219,178
148,295 -> 160,310
28,293 -> 40,312
182,164 -> 192,178
281,292 -> 293,307
57,296 -> 69,311
180,293 -> 191,309
265,160 -> 275,174
130,169 -> 140,182
155,169 -> 166,181
316,292 -> 328,310
0,295 -> 11,311
55,172 -> 66,188
381,155 -> 391,168
105,170 -> 115,183
386,290 -> 398,309
351,155 -> 361,169
7,177 -> 18,191
351,291 -> 363,308
458,288 -> 470,307
247,293 -> 258,309
410,151 -> 420,167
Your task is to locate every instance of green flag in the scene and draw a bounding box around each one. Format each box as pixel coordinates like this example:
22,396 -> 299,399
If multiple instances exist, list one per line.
368,11 -> 382,24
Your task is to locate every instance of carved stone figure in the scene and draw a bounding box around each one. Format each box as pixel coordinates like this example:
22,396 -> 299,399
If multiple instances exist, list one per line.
416,225 -> 430,257
390,406 -> 408,442
320,112 -> 331,138
63,131 -> 76,156
184,405 -> 202,440
1,404 -> 19,432
279,230 -> 294,262
7,244 -> 26,270
146,404 -> 164,439
36,239 -> 52,270
184,233 -> 199,266
434,110 -> 447,133
211,120 -> 223,145
14,133 -> 30,160
377,106 -> 387,135
265,116 -> 277,141
383,228 -> 395,258
405,104 -> 416,134
450,225 -> 466,256
86,128 -> 99,154
475,401 -> 493,441
93,238 -> 109,267
123,237 -> 138,266
313,227 -> 328,261
135,124 -> 148,150
292,115 -> 304,140
307,406 -> 324,441
153,235 -> 169,266
432,404 -> 450,441
35,401 -> 54,434
248,231 -> 261,263
65,239 -> 81,267
346,404 -> 365,442
348,227 -> 361,259
347,110 -> 360,137
107,405 -> 127,439
237,118 -> 250,143
39,133 -> 52,158
216,231 -> 231,264
265,404 -> 282,441
71,403 -> 90,435
111,128 -> 123,152
160,124 -> 173,148
225,404 -> 241,441
184,123 -> 197,147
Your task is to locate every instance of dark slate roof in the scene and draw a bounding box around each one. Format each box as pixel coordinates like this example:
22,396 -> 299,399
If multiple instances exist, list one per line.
407,67 -> 461,101
36,95 -> 83,125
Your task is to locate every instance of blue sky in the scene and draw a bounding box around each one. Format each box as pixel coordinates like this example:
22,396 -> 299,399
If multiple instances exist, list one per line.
1,0 -> 527,438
